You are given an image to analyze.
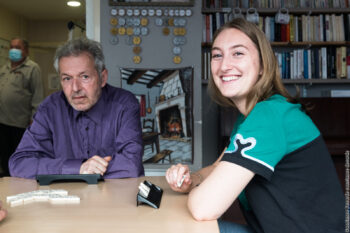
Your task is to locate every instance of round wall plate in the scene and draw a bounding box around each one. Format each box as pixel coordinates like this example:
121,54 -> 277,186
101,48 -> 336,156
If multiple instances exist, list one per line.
162,27 -> 170,36
111,8 -> 117,16
127,9 -> 133,16
141,27 -> 149,36
126,27 -> 134,36
179,9 -> 185,17
141,9 -> 148,16
172,46 -> 181,55
126,18 -> 134,27
163,9 -> 169,16
118,27 -> 126,35
133,36 -> 141,45
141,18 -> 149,26
133,55 -> 142,64
156,9 -> 162,17
148,9 -> 155,17
133,27 -> 141,36
109,36 -> 119,45
155,18 -> 163,26
110,27 -> 118,35
134,9 -> 140,16
173,36 -> 186,46
110,18 -> 118,26
133,18 -> 141,26
133,46 -> 142,55
173,56 -> 182,64
118,17 -> 126,26
118,8 -> 125,16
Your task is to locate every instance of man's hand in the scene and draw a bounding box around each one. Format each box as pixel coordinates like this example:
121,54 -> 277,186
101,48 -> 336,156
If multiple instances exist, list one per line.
79,155 -> 112,176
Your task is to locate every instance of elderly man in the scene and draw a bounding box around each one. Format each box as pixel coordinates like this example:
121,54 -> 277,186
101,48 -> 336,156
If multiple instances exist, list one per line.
9,38 -> 144,179
0,38 -> 43,176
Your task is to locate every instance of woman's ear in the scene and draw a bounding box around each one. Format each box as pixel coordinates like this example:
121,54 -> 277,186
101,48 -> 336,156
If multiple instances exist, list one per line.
259,68 -> 263,76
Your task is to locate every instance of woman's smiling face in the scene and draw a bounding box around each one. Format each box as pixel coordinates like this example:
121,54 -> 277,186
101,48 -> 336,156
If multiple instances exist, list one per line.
211,28 -> 262,106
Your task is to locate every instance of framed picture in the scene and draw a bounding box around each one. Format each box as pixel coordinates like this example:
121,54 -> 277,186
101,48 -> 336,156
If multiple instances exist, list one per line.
121,67 -> 193,165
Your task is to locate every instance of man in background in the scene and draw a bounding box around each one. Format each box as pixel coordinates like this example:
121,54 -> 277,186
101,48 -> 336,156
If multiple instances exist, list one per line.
0,38 -> 43,176
9,38 -> 144,179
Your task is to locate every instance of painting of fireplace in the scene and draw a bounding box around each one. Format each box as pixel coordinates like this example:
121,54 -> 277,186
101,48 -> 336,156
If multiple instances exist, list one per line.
158,105 -> 184,138
120,67 -> 193,165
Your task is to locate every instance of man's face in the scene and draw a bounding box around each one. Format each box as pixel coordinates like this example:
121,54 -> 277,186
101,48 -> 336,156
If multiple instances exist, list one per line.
10,39 -> 28,59
59,52 -> 107,111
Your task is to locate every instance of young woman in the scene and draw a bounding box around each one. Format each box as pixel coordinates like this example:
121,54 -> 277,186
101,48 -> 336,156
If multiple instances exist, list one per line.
165,18 -> 344,233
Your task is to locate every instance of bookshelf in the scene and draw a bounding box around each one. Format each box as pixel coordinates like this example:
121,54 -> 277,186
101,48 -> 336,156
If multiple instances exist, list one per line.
201,1 -> 350,85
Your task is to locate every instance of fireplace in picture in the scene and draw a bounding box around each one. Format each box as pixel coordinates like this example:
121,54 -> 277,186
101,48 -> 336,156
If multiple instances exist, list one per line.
159,106 -> 184,138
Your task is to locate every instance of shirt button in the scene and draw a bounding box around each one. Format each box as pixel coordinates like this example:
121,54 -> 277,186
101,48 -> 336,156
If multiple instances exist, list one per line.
85,127 -> 89,131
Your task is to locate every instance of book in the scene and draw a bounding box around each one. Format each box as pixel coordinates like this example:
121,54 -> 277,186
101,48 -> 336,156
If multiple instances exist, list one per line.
205,14 -> 211,43
265,17 -> 271,41
270,17 -> 275,42
321,47 -> 327,79
325,14 -> 331,41
289,15 -> 295,42
340,46 -> 347,79
329,46 -> 336,79
202,15 -> 207,42
286,52 -> 290,79
313,48 -> 320,79
331,14 -> 337,41
319,14 -> 324,42
347,53 -> 350,79
290,51 -> 294,79
304,49 -> 309,79
344,14 -> 350,41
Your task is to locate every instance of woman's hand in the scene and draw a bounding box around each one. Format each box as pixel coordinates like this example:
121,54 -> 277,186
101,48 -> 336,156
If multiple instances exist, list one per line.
165,163 -> 192,193
0,201 -> 7,222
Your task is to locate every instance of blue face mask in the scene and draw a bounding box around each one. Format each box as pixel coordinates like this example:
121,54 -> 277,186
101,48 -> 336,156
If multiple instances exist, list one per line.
9,48 -> 22,62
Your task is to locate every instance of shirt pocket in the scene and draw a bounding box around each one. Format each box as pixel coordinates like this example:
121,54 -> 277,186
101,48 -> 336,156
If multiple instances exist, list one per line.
11,71 -> 30,89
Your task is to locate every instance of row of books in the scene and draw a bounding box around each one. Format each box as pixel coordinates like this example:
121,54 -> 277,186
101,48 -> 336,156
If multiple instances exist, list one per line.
275,47 -> 350,80
201,47 -> 350,80
202,50 -> 212,80
203,0 -> 350,9
203,13 -> 350,43
264,14 -> 349,42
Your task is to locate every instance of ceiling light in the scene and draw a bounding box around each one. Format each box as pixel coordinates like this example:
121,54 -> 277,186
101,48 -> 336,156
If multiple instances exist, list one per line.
67,1 -> 81,7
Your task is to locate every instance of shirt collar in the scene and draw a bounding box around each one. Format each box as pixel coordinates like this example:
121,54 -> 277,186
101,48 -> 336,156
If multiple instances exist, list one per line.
8,57 -> 30,71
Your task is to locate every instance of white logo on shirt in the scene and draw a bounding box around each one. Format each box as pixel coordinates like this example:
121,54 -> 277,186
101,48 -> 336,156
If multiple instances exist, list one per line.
226,134 -> 274,171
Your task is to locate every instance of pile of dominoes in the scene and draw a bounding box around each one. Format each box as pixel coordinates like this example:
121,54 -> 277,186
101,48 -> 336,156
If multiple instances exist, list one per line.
6,189 -> 80,207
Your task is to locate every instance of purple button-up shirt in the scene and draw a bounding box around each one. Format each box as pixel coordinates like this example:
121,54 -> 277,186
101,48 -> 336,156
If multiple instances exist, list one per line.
9,84 -> 144,179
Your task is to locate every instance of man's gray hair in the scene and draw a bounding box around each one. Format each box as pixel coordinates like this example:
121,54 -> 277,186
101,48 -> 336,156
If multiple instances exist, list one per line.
54,38 -> 105,77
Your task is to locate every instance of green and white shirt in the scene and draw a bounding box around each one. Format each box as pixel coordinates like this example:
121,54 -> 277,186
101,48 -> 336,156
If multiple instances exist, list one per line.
222,94 -> 344,233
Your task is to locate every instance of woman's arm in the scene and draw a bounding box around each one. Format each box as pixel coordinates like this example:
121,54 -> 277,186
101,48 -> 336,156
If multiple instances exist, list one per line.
166,148 -> 227,193
166,147 -> 254,221
188,161 -> 254,221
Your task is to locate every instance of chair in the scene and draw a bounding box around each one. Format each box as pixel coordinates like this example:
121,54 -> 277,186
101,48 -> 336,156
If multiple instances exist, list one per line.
142,118 -> 157,153
142,118 -> 154,133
